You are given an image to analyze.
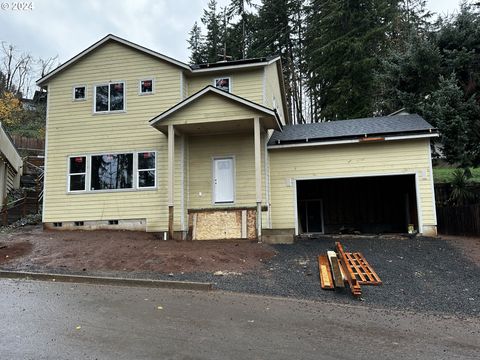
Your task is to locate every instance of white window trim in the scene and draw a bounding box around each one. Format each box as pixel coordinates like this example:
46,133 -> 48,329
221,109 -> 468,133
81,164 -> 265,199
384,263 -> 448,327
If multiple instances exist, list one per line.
213,76 -> 232,93
138,77 -> 155,95
66,150 -> 157,194
211,155 -> 236,205
72,85 -> 87,102
136,151 -> 157,189
67,155 -> 87,192
93,81 -> 126,114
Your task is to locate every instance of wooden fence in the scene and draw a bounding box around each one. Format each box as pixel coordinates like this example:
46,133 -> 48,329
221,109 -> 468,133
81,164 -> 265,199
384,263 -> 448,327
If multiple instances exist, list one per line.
436,204 -> 480,236
11,135 -> 44,152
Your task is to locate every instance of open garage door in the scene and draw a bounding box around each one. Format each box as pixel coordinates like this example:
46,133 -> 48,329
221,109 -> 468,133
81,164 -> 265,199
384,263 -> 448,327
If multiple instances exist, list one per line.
296,175 -> 418,235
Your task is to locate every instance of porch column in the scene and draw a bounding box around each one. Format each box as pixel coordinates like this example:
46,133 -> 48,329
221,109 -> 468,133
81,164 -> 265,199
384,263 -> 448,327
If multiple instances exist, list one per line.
168,124 -> 175,240
254,116 -> 262,240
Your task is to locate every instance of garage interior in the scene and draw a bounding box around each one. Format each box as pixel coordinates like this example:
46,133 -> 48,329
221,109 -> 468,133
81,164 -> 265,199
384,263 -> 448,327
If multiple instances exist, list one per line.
297,175 -> 419,234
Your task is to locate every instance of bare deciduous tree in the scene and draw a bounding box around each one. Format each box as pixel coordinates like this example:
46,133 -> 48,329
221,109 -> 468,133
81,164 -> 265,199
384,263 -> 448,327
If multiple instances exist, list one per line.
1,42 -> 33,97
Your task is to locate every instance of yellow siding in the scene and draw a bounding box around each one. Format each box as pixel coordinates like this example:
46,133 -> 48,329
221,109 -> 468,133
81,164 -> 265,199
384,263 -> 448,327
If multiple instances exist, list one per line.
187,132 -> 267,209
269,139 -> 436,233
44,41 -> 184,232
160,92 -> 268,126
263,63 -> 286,124
186,69 -> 264,104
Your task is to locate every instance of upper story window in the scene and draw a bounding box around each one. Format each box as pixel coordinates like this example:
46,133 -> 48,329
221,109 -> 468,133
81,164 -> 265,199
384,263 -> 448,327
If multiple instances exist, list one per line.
214,77 -> 231,92
139,79 -> 154,95
73,86 -> 86,101
94,82 -> 125,113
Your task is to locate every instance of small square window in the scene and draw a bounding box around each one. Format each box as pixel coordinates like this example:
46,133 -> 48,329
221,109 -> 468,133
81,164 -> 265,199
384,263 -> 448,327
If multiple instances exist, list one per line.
140,79 -> 154,95
214,77 -> 230,92
73,86 -> 86,101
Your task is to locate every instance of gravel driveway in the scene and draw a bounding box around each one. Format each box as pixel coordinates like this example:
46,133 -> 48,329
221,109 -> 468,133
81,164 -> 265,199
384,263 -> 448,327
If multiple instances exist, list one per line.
148,235 -> 479,317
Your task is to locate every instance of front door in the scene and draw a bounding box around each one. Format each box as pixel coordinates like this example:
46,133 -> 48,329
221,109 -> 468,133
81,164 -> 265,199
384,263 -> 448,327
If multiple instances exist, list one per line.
213,157 -> 234,203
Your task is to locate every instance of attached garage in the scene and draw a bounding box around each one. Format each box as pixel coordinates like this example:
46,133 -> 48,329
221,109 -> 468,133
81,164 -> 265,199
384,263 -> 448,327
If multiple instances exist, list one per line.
296,174 -> 419,234
267,114 -> 439,238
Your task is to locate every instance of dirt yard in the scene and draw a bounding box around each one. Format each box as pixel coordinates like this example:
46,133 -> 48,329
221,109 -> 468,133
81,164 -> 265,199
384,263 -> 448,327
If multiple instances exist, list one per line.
0,225 -> 275,273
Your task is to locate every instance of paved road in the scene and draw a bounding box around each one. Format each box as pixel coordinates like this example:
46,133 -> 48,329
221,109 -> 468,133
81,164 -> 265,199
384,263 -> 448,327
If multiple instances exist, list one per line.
0,279 -> 478,360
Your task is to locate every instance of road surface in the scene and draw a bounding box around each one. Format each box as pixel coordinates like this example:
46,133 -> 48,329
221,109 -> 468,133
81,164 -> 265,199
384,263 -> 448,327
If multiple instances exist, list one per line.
0,279 -> 478,359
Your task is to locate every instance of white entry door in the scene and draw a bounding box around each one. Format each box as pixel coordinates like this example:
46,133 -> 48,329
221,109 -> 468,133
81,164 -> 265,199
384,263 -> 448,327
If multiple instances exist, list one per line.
213,157 -> 234,203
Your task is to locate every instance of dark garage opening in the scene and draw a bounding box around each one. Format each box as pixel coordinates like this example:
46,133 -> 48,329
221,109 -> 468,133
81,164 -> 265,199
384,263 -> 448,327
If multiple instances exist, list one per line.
297,175 -> 418,234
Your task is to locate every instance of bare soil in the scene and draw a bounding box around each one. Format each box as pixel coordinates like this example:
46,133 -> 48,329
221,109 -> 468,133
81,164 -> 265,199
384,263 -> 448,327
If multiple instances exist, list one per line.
0,241 -> 33,265
440,235 -> 480,265
0,225 -> 275,273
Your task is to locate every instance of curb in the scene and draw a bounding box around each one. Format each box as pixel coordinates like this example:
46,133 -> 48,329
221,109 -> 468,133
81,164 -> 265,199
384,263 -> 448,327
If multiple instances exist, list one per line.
0,270 -> 214,291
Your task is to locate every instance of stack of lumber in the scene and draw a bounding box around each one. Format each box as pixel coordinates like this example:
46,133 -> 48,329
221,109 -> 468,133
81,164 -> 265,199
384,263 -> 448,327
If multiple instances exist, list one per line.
318,242 -> 382,297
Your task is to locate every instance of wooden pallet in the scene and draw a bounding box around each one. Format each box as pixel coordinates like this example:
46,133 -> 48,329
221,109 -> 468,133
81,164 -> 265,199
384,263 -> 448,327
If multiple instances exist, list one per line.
318,255 -> 334,290
335,242 -> 362,297
344,252 -> 382,286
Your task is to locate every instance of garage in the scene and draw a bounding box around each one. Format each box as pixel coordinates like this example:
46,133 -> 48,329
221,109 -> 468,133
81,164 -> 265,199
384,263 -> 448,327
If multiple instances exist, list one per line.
296,174 -> 419,234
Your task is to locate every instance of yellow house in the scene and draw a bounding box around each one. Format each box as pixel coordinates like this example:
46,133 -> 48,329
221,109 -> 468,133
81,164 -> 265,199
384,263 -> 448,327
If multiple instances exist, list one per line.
37,34 -> 438,242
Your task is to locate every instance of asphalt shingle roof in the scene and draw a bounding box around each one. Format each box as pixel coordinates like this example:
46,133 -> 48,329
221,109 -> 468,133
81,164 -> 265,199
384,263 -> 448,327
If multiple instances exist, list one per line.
268,114 -> 435,145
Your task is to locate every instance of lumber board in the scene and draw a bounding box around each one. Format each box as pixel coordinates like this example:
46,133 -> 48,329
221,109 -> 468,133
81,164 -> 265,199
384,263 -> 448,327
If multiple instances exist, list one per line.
327,250 -> 344,288
335,242 -> 362,297
318,255 -> 334,290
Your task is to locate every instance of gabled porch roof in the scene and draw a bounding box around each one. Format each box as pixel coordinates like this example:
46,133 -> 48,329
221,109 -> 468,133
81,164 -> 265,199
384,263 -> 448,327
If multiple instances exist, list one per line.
149,86 -> 282,135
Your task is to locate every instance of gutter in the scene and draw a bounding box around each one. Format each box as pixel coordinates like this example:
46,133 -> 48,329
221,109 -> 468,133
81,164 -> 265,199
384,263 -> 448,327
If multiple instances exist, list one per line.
268,132 -> 439,149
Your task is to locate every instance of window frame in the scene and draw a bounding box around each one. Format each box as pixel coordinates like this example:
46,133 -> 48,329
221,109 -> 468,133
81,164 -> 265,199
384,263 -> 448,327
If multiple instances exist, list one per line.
66,151 -> 157,194
72,85 -> 87,102
213,76 -> 232,93
93,81 -> 126,114
90,152 -> 134,192
136,151 -> 157,189
67,155 -> 88,192
138,77 -> 155,96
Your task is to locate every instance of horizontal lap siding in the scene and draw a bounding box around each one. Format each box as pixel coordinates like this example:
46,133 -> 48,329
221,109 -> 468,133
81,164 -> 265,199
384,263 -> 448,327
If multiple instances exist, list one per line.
263,63 -> 285,124
269,139 -> 436,231
187,69 -> 264,104
164,93 -> 267,127
188,133 -> 267,209
44,42 -> 184,231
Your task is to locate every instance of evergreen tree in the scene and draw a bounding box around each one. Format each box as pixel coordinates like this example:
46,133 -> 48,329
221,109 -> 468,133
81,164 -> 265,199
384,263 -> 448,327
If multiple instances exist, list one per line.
436,3 -> 480,99
227,0 -> 252,59
374,34 -> 442,114
187,22 -> 206,64
305,0 -> 399,120
201,0 -> 223,63
420,74 -> 480,166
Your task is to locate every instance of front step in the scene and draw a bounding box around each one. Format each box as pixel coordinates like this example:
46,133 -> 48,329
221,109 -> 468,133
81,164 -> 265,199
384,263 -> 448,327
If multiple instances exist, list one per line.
261,229 -> 295,244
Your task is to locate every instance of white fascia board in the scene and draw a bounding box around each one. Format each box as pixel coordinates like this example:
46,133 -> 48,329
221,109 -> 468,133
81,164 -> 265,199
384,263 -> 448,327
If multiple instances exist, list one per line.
384,133 -> 439,141
268,133 -> 439,149
150,86 -> 277,126
37,34 -> 190,86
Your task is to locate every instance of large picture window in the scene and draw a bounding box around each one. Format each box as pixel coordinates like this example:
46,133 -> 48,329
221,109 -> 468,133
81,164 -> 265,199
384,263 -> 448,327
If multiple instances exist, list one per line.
67,151 -> 156,193
94,82 -> 125,112
91,153 -> 133,190
68,156 -> 86,191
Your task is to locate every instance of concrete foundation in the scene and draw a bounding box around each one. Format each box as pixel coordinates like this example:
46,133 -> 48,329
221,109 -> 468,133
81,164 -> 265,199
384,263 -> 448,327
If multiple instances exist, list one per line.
43,219 -> 146,231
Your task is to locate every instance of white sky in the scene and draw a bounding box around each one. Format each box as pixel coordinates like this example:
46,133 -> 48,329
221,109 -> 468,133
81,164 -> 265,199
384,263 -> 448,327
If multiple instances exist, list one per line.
0,0 -> 463,76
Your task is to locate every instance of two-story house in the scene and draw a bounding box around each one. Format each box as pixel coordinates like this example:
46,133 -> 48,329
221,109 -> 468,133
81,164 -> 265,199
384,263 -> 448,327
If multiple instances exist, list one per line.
37,35 -> 438,242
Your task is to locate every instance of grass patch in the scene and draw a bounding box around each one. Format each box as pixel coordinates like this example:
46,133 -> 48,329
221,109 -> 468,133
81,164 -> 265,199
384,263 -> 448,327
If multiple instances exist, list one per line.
433,168 -> 480,183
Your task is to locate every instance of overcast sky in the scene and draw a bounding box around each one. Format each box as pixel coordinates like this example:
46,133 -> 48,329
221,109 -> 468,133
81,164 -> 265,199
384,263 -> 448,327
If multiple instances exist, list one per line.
0,0 -> 463,72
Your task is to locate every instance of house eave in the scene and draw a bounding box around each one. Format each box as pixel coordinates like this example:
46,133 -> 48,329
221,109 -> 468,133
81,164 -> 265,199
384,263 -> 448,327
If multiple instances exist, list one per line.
268,132 -> 439,149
